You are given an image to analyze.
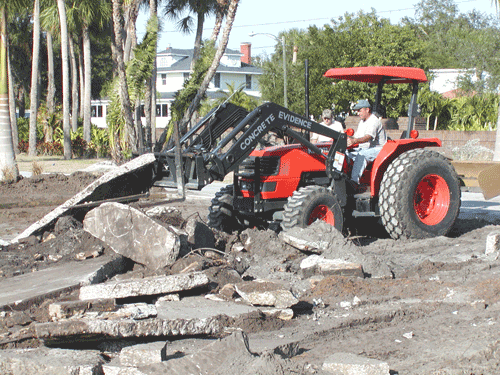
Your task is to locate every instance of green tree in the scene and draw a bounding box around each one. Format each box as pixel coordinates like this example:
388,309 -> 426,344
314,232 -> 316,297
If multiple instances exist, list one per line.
258,11 -> 428,119
199,82 -> 260,116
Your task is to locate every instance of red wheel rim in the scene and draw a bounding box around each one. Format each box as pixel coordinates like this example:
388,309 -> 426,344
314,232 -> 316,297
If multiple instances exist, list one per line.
308,205 -> 335,225
413,174 -> 450,225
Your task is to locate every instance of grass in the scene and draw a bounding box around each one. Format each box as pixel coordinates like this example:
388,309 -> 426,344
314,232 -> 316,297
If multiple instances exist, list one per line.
15,154 -> 112,175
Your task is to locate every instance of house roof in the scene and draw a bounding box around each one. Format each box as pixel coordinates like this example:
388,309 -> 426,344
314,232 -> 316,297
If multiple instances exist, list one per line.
158,90 -> 260,101
157,47 -> 262,74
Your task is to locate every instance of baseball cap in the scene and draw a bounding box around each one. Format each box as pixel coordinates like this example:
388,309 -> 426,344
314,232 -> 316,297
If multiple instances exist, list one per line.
322,109 -> 332,119
352,99 -> 371,110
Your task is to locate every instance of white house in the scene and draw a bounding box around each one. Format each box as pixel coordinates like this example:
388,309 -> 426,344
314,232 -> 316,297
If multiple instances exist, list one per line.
90,42 -> 262,129
429,68 -> 489,98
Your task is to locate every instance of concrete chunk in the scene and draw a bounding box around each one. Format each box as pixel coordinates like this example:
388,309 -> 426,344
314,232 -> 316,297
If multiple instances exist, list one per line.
322,352 -> 390,375
79,272 -> 209,300
119,342 -> 168,367
84,202 -> 180,270
184,215 -> 215,249
300,255 -> 364,278
0,347 -> 104,375
49,299 -> 117,319
486,231 -> 500,255
235,279 -> 298,308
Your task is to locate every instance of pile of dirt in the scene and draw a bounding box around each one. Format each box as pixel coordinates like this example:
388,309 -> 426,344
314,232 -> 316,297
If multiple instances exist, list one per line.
0,172 -> 102,241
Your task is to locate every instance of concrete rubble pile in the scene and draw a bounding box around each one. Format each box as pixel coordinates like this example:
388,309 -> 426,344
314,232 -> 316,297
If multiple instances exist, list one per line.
0,201 -> 390,374
0,156 -> 399,374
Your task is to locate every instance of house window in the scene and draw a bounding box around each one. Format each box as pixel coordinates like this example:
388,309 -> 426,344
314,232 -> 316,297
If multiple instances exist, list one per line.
159,57 -> 167,68
161,73 -> 167,86
214,73 -> 221,88
91,105 -> 103,118
246,75 -> 252,89
183,72 -> 190,81
156,104 -> 169,117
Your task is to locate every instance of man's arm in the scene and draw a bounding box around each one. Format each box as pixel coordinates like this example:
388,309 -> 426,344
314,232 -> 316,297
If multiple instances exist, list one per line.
347,134 -> 372,147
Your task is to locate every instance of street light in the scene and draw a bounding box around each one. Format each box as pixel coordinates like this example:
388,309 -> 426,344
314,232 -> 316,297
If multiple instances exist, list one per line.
249,32 -> 287,108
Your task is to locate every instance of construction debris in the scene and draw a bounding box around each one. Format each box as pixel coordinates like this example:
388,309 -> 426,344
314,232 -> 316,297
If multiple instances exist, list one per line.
2,168 -> 500,374
84,202 -> 180,269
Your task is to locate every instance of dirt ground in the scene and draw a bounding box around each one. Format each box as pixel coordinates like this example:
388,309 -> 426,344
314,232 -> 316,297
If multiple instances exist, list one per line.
1,171 -> 500,374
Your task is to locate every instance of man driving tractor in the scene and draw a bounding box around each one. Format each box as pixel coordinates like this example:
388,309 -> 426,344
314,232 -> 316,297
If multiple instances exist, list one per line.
346,99 -> 387,184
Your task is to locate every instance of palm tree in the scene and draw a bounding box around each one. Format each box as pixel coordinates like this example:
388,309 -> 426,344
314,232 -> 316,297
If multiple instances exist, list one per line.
56,0 -> 72,159
144,0 -> 159,149
111,0 -> 137,154
165,0 -> 218,68
0,5 -> 18,180
179,0 -> 239,134
28,0 -> 41,156
210,0 -> 228,41
73,0 -> 112,143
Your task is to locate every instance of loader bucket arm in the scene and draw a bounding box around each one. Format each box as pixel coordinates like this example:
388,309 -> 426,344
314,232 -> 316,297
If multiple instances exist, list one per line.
154,102 -> 348,190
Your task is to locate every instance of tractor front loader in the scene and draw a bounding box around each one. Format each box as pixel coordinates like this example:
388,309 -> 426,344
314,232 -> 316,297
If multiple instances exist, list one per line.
153,66 -> 462,240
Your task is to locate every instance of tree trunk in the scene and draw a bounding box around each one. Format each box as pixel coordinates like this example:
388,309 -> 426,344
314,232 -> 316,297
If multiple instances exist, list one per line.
7,38 -> 18,154
46,31 -> 55,114
112,0 -> 137,154
180,0 -> 239,134
191,12 -> 205,69
210,1 -> 227,41
82,27 -> 92,143
69,36 -> 79,132
0,7 -> 18,181
28,0 -> 41,156
78,50 -> 84,119
123,0 -> 140,63
57,0 -> 72,159
494,101 -> 500,161
145,0 -> 158,150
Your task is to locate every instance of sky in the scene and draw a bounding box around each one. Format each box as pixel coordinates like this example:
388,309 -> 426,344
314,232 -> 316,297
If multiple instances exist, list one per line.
136,0 -> 498,57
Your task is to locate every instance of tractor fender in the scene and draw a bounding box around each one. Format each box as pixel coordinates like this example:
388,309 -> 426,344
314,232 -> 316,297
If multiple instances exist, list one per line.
370,138 -> 442,196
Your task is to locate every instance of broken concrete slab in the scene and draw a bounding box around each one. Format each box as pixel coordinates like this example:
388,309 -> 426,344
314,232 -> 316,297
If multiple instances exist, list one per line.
0,347 -> 104,375
300,255 -> 364,278
119,342 -> 168,367
12,153 -> 156,243
0,255 -> 127,311
35,296 -> 259,342
79,271 -> 209,300
139,331 -> 255,374
84,202 -> 180,270
235,280 -> 299,308
322,352 -> 391,375
49,299 -> 117,319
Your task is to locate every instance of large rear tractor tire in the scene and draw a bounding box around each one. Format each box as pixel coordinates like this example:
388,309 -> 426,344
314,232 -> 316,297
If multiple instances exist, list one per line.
281,186 -> 343,232
208,185 -> 242,233
379,148 -> 461,239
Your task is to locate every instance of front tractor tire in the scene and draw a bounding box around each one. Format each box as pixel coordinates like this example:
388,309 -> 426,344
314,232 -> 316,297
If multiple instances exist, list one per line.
281,186 -> 343,232
208,185 -> 242,233
379,148 -> 461,240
